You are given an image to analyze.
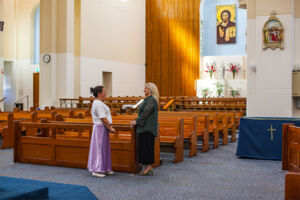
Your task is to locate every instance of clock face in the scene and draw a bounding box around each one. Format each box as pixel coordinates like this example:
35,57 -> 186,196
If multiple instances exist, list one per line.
43,54 -> 51,63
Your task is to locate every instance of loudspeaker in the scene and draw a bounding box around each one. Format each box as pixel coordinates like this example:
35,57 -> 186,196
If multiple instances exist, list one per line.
0,21 -> 4,31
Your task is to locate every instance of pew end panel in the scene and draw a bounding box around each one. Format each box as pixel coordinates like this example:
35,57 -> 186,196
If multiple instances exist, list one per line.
160,119 -> 184,163
285,172 -> 300,200
282,124 -> 300,172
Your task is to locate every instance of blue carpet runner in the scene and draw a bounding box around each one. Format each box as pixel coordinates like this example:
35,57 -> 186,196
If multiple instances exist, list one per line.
0,176 -> 98,200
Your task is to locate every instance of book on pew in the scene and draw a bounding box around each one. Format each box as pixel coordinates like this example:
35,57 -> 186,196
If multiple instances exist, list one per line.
132,99 -> 144,109
121,99 -> 144,110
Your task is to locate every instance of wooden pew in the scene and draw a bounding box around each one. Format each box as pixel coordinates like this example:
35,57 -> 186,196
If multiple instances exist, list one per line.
159,116 -> 199,156
159,119 -> 184,163
0,111 -> 59,149
14,121 -> 140,174
282,123 -> 300,171
285,172 -> 300,200
159,111 -> 222,148
54,115 -> 162,168
112,114 -> 197,157
111,115 -> 188,161
112,113 -> 209,153
0,112 -> 37,149
114,110 -> 232,149
58,115 -> 185,163
282,123 -> 300,200
0,113 -> 14,149
60,96 -> 246,112
26,107 -> 91,118
170,97 -> 246,111
159,110 -> 239,144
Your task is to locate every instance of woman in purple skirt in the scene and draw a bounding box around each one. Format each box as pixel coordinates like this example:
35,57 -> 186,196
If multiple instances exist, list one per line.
88,86 -> 115,178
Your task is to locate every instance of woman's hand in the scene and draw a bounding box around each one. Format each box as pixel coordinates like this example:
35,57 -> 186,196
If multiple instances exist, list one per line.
110,127 -> 116,133
130,120 -> 136,128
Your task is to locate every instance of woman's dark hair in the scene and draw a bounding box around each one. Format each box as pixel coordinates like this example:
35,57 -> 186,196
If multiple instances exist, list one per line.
90,86 -> 104,98
221,10 -> 231,22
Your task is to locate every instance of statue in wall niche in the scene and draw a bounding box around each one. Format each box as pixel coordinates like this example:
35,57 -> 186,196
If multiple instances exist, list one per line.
263,11 -> 284,50
216,5 -> 236,44
219,62 -> 225,79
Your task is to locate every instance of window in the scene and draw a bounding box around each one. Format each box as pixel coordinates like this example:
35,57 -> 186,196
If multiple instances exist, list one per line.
33,6 -> 40,65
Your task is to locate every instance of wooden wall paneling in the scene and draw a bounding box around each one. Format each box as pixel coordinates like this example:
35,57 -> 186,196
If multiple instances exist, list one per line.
146,0 -> 200,96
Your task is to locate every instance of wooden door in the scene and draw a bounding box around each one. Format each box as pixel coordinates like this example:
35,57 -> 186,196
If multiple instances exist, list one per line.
33,73 -> 39,108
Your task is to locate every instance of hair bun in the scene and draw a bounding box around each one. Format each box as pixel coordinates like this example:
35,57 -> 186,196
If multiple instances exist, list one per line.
90,87 -> 94,94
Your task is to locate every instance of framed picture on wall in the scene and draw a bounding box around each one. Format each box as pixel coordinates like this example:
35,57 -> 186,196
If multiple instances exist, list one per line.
263,11 -> 284,50
216,4 -> 236,44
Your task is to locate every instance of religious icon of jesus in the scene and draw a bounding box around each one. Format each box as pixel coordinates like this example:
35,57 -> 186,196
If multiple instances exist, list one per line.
269,27 -> 279,42
216,5 -> 236,44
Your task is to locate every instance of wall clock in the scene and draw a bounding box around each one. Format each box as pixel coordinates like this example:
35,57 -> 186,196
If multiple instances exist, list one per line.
43,54 -> 51,63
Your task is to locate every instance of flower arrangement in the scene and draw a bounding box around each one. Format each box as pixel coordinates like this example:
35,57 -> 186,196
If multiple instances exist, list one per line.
230,88 -> 241,97
226,62 -> 241,79
215,82 -> 224,97
201,88 -> 210,98
205,62 -> 217,79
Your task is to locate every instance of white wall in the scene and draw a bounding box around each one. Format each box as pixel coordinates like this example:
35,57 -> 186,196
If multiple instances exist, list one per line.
40,53 -> 57,106
81,0 -> 145,65
0,58 -> 4,111
80,57 -> 145,97
246,19 -> 257,117
79,0 -> 146,97
17,60 -> 38,110
201,55 -> 247,80
247,15 -> 293,117
293,18 -> 300,117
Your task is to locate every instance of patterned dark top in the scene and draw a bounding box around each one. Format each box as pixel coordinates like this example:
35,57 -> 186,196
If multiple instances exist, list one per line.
135,96 -> 158,137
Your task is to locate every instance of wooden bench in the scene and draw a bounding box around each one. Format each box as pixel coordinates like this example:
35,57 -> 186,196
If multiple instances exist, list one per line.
83,115 -> 185,163
161,97 -> 246,111
111,115 -> 187,161
282,123 -> 300,200
159,119 -> 184,163
159,116 -> 197,157
14,121 -> 140,173
159,111 -> 226,148
161,110 -> 240,142
0,111 -> 61,149
0,113 -> 14,149
112,113 -> 210,152
53,115 -> 162,168
111,114 -> 198,156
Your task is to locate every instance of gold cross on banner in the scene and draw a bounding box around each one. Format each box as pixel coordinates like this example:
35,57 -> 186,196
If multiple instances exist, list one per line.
267,125 -> 277,141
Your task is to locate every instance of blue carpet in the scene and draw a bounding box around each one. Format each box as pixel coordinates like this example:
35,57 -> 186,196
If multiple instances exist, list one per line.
0,176 -> 98,200
0,181 -> 48,200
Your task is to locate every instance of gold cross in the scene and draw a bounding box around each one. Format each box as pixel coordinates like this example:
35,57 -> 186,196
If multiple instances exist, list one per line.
267,125 -> 277,141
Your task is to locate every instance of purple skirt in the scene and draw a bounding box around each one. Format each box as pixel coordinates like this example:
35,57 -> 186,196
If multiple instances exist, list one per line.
87,124 -> 112,173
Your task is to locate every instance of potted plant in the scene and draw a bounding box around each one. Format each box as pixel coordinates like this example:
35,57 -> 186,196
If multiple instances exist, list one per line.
215,82 -> 224,97
230,88 -> 241,97
201,88 -> 211,98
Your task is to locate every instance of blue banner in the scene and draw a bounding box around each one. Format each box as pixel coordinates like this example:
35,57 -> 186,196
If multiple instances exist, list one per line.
236,117 -> 300,160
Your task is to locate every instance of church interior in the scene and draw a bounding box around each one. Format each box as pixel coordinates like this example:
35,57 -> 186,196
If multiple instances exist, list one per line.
0,0 -> 300,199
